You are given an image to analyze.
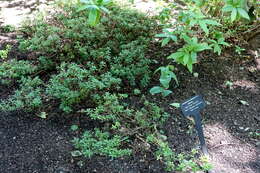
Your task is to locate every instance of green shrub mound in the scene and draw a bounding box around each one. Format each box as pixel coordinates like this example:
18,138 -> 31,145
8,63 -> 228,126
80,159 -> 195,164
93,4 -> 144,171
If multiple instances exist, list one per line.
1,6 -> 157,113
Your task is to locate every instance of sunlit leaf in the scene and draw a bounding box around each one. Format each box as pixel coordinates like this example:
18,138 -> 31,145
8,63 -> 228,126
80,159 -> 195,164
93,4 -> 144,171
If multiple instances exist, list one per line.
237,8 -> 250,20
38,112 -> 47,119
170,103 -> 180,108
183,53 -> 189,65
71,150 -> 83,157
190,52 -> 197,63
160,77 -> 170,88
204,19 -> 220,26
161,38 -> 170,47
71,125 -> 79,131
168,52 -> 185,59
231,8 -> 237,22
199,21 -> 209,35
187,58 -> 193,73
150,86 -> 163,95
88,9 -> 101,26
162,89 -> 172,97
222,5 -> 233,12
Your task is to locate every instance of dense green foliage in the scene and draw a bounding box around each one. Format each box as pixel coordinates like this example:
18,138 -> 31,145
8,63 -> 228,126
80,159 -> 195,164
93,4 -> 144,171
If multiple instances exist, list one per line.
73,128 -> 132,158
1,5 -> 156,113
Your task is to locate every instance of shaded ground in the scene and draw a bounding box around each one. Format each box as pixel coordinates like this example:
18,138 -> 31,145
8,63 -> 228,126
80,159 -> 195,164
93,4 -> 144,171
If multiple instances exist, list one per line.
0,1 -> 259,173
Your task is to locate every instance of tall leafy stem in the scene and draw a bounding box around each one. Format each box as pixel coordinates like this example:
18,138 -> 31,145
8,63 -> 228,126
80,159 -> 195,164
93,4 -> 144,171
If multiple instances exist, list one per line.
77,0 -> 113,26
150,6 -> 221,96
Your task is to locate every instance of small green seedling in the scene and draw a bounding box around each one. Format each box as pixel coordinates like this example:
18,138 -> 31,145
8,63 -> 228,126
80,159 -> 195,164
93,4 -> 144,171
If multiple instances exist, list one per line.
170,102 -> 180,108
239,100 -> 249,106
235,45 -> 245,55
71,124 -> 79,131
38,112 -> 47,119
71,150 -> 82,157
225,80 -> 233,89
150,65 -> 178,97
133,89 -> 141,95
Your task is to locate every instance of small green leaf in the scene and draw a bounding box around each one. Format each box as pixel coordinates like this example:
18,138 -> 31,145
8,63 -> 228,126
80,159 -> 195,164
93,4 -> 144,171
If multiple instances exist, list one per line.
161,38 -> 170,47
71,150 -> 83,157
170,35 -> 178,42
222,5 -> 233,12
189,20 -> 197,27
156,33 -> 167,38
77,5 -> 89,12
225,81 -> 233,88
150,86 -> 163,95
160,77 -> 170,88
88,9 -> 101,26
71,125 -> 79,131
204,19 -> 220,26
187,59 -> 193,73
196,43 -> 211,51
170,103 -> 180,108
239,100 -> 249,106
183,53 -> 189,65
190,52 -> 197,63
214,44 -> 221,55
199,21 -> 209,35
237,8 -> 250,20
100,6 -> 110,13
168,51 -> 185,60
38,112 -> 47,119
171,72 -> 179,85
231,8 -> 237,22
193,72 -> 199,78
162,89 -> 172,97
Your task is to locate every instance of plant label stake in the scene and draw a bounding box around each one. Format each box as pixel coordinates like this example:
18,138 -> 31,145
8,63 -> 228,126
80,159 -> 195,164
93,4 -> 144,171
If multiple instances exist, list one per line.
180,95 -> 209,155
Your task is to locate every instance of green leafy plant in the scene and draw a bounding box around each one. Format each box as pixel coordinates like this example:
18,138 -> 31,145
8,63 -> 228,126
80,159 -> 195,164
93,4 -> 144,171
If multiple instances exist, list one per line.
156,28 -> 178,47
150,65 -> 178,97
170,102 -> 180,108
0,60 -> 37,83
151,4 -> 224,97
146,134 -> 213,172
222,0 -> 250,22
71,125 -> 79,131
151,0 -> 259,97
158,7 -> 172,24
72,128 -> 132,158
249,129 -> 260,139
168,36 -> 211,73
209,32 -> 230,55
46,63 -> 121,113
0,25 -> 15,32
179,8 -> 221,35
77,0 -> 113,26
0,77 -> 43,112
0,45 -> 12,59
235,45 -> 245,55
